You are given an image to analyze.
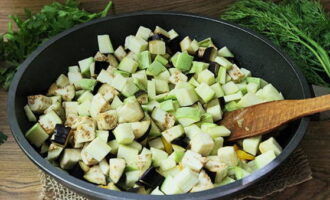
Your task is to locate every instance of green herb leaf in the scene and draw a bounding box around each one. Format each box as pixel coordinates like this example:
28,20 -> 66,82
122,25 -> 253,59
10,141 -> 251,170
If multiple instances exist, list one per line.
221,0 -> 330,87
0,0 -> 112,90
0,131 -> 8,145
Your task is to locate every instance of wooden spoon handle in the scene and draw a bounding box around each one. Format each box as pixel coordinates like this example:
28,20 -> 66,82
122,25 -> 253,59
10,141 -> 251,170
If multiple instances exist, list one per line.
224,94 -> 330,141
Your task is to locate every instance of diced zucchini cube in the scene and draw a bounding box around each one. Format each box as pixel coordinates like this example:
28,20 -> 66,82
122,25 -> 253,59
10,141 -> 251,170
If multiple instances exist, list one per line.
160,156 -> 176,171
242,136 -> 262,156
25,123 -> 49,147
155,55 -> 168,65
189,61 -> 209,74
181,150 -> 206,171
122,78 -> 139,97
168,29 -> 179,40
160,100 -> 175,111
151,147 -> 168,167
78,57 -> 94,77
147,61 -> 166,76
195,83 -> 216,103
175,87 -> 198,106
138,51 -> 151,69
218,146 -> 239,167
259,137 -> 282,156
225,101 -> 242,112
149,40 -> 166,55
113,123 -> 135,144
206,99 -> 222,121
118,57 -> 139,73
147,79 -> 156,99
222,81 -> 239,95
56,74 -> 70,88
211,82 -> 225,98
211,137 -> 224,155
24,105 -> 37,122
215,56 -> 233,69
78,100 -> 91,116
149,137 -> 165,150
125,35 -> 148,53
161,125 -> 184,143
97,35 -> 114,54
136,26 -> 152,40
79,78 -> 97,91
191,133 -> 214,156
254,150 -> 276,169
184,124 -> 202,139
202,124 -> 231,138
175,107 -> 202,126
218,46 -> 234,58
238,92 -> 264,107
197,69 -> 215,85
256,84 -> 284,101
224,91 -> 243,102
217,66 -> 227,84
175,52 -> 193,72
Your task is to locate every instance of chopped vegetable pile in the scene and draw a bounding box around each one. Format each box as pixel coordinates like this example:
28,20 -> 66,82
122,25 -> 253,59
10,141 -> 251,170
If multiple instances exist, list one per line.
24,26 -> 285,194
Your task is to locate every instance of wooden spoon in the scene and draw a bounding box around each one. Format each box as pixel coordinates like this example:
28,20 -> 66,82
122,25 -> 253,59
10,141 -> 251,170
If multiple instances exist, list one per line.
220,94 -> 330,141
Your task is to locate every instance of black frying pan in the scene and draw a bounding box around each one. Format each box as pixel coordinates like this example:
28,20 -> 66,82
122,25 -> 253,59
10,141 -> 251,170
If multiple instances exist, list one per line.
7,11 -> 311,200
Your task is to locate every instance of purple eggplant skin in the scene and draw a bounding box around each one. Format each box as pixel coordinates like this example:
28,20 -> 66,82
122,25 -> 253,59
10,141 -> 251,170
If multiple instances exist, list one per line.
204,168 -> 216,183
94,61 -> 109,75
51,124 -> 71,145
166,37 -> 181,55
202,47 -> 217,62
137,167 -> 164,189
148,34 -> 169,42
69,163 -> 85,180
171,136 -> 190,148
208,62 -> 220,75
92,81 -> 103,95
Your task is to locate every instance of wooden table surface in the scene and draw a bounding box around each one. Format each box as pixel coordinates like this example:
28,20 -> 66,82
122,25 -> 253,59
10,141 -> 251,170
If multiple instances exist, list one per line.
0,0 -> 329,199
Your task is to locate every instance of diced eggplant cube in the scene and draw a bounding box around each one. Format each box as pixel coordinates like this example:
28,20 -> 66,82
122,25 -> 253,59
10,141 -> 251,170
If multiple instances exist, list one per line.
151,108 -> 175,130
114,46 -> 127,61
113,123 -> 135,144
24,105 -> 37,122
154,26 -> 170,38
191,133 -> 214,156
125,35 -> 148,54
211,137 -> 224,155
109,158 -> 126,183
161,125 -> 184,143
242,136 -> 262,156
96,110 -> 118,130
60,149 -> 81,169
218,146 -> 239,167
168,68 -> 188,84
55,85 -> 75,101
191,170 -> 214,192
149,40 -> 166,55
84,165 -> 106,185
38,111 -> 62,134
173,167 -> 199,193
259,137 -> 282,156
27,95 -> 52,114
25,123 -> 49,147
46,143 -> 64,161
85,137 -> 111,162
206,99 -> 223,121
90,93 -> 108,118
117,144 -> 139,166
98,34 -> 114,54
73,119 -> 96,144
161,176 -> 183,195
253,150 -> 276,169
56,74 -> 70,88
181,150 -> 206,171
117,101 -> 144,123
224,91 -> 243,102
